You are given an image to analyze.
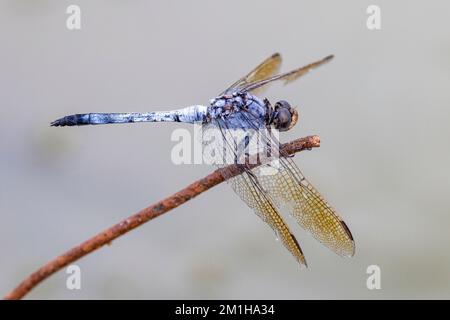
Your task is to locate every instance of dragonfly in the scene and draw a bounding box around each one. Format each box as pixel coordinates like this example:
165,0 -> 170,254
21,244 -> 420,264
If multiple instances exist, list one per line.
51,53 -> 355,267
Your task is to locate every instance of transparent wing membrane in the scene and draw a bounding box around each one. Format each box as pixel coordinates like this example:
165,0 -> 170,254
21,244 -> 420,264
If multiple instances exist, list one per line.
255,159 -> 355,257
228,170 -> 307,266
222,53 -> 282,96
243,55 -> 334,93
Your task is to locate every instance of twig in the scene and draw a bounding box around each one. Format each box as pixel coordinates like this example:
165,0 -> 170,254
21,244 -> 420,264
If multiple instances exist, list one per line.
4,135 -> 320,300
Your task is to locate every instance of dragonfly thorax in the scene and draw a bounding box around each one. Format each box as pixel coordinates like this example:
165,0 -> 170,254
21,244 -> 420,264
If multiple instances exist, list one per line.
207,92 -> 298,132
207,91 -> 267,129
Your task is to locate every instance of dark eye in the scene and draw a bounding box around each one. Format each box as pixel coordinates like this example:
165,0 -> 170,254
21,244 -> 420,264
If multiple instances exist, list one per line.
273,100 -> 293,131
275,100 -> 291,110
274,108 -> 292,131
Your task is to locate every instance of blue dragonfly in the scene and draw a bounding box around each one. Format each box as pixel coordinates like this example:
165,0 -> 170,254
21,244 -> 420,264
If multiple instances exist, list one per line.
51,53 -> 354,267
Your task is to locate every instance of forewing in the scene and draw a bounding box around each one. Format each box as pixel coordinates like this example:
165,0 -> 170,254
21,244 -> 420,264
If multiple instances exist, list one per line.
202,120 -> 307,266
221,53 -> 282,96
242,55 -> 334,93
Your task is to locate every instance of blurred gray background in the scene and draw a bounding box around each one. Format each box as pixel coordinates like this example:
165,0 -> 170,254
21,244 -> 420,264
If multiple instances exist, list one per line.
1,0 -> 449,299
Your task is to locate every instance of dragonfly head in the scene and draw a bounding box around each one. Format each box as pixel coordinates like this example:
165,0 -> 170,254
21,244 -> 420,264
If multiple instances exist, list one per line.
272,100 -> 298,132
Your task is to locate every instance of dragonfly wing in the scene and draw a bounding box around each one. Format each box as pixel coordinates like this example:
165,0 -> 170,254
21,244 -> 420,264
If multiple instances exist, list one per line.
233,110 -> 355,257
228,169 -> 307,266
242,55 -> 334,93
255,158 -> 355,257
221,53 -> 282,96
202,120 -> 307,267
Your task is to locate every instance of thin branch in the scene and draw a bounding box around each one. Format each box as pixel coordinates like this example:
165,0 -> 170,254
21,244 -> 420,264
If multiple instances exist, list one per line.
4,135 -> 320,300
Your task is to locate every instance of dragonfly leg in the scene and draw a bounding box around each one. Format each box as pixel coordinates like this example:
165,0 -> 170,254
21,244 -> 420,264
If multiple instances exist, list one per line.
235,131 -> 257,165
263,98 -> 276,126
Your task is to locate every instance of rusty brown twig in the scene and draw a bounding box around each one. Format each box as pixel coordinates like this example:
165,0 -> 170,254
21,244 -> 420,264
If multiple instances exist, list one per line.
4,135 -> 320,300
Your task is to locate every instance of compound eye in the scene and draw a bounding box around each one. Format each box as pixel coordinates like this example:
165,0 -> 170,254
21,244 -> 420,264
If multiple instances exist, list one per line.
275,100 -> 291,110
274,108 -> 292,131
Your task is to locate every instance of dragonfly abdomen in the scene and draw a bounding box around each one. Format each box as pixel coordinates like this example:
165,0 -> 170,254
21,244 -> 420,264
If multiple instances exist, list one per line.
50,106 -> 208,127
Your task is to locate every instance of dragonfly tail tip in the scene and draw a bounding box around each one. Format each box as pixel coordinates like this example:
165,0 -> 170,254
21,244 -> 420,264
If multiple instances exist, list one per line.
50,120 -> 62,127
